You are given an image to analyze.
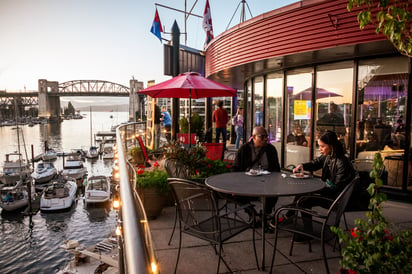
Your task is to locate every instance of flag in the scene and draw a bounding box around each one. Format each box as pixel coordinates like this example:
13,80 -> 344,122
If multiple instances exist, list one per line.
150,8 -> 163,42
202,0 -> 214,45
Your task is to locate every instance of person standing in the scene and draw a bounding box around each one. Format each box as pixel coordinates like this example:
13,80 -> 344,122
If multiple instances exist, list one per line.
232,107 -> 244,149
212,100 -> 229,144
161,106 -> 172,143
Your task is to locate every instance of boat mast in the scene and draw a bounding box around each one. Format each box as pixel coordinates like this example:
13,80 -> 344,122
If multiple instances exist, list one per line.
90,106 -> 93,147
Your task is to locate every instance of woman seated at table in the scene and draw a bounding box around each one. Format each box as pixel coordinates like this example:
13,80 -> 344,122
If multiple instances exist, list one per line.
232,126 -> 281,230
274,130 -> 356,241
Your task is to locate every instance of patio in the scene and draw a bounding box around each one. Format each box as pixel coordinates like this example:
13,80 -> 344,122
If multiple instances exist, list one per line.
149,195 -> 412,273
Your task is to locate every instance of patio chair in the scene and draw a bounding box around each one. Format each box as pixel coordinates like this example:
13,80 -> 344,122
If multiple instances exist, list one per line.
135,136 -> 163,167
168,178 -> 258,274
269,177 -> 358,274
164,158 -> 191,245
343,159 -> 387,229
202,143 -> 225,161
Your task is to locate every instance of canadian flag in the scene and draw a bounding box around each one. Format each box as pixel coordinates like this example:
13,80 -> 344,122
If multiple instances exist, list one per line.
202,0 -> 214,45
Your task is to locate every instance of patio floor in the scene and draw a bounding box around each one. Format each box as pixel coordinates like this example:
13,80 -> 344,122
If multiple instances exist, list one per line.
149,196 -> 412,274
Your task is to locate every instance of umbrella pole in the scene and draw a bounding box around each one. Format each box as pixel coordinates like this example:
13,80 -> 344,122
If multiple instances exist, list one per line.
188,91 -> 192,148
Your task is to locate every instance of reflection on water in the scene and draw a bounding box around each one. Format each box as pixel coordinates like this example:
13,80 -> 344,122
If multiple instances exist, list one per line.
0,111 -> 128,273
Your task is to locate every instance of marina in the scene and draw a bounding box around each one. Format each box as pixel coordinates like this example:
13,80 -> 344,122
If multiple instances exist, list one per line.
0,111 -> 127,273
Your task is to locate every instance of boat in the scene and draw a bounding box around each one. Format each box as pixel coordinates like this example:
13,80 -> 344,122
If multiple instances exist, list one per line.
101,143 -> 114,160
84,175 -> 111,205
86,146 -> 99,159
0,153 -> 32,186
31,161 -> 58,184
0,180 -> 34,212
62,154 -> 88,181
40,179 -> 77,212
42,148 -> 58,161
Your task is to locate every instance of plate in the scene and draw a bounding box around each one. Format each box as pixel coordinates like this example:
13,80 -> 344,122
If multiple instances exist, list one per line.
245,171 -> 262,176
260,170 -> 271,175
290,174 -> 311,179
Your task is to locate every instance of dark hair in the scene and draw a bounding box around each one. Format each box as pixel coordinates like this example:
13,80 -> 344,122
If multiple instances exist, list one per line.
319,130 -> 345,157
217,101 -> 223,107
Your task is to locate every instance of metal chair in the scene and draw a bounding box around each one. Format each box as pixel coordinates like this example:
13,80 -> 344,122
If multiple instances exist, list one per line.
164,159 -> 190,245
168,178 -> 258,274
269,177 -> 358,274
343,159 -> 387,230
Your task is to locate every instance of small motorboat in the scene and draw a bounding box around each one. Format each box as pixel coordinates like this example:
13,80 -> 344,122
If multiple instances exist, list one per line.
31,162 -> 57,184
0,180 -> 34,212
84,175 -> 111,205
42,148 -> 58,161
86,146 -> 99,159
62,155 -> 88,181
101,143 -> 114,160
40,179 -> 77,212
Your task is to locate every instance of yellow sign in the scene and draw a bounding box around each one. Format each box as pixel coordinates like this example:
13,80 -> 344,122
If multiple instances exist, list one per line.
294,100 -> 311,119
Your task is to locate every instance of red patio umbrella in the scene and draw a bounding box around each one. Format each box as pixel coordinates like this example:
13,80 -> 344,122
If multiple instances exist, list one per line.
138,72 -> 237,146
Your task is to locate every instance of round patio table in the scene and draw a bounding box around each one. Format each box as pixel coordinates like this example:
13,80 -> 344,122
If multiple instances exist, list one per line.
206,171 -> 325,270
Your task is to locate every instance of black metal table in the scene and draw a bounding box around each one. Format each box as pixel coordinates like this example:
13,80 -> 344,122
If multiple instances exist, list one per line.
206,171 -> 325,270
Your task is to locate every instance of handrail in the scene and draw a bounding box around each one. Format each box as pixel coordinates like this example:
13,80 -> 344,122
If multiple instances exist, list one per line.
116,122 -> 158,273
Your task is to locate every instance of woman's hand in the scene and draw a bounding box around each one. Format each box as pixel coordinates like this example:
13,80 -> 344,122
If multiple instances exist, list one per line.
293,164 -> 304,174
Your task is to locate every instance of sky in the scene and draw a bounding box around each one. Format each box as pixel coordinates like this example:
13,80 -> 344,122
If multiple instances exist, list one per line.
0,0 -> 298,94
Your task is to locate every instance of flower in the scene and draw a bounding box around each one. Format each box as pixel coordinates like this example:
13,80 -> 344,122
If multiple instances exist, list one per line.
135,162 -> 169,193
191,158 -> 231,179
331,153 -> 412,274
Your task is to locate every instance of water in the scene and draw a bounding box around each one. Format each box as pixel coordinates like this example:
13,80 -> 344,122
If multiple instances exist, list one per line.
0,111 -> 129,274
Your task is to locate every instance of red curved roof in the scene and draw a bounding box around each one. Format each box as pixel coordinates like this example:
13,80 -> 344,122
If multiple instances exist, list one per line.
205,0 -> 391,86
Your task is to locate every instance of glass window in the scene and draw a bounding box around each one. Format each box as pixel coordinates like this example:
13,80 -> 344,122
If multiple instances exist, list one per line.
316,61 -> 354,157
285,68 -> 312,167
266,73 -> 283,153
246,80 -> 252,138
357,56 -> 409,189
253,76 -> 264,128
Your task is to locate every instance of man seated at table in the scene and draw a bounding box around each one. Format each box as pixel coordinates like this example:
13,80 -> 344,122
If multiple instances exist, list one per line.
231,126 -> 281,231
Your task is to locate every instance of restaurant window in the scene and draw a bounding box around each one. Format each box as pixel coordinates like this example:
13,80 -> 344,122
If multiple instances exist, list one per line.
266,73 -> 283,153
246,80 -> 252,138
253,76 -> 264,129
315,61 -> 354,158
285,68 -> 312,168
357,56 -> 409,189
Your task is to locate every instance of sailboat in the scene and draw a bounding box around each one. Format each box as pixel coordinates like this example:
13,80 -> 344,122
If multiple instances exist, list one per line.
86,106 -> 99,159
0,103 -> 33,212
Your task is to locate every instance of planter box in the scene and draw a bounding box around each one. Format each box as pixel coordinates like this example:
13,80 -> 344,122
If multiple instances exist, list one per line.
136,187 -> 169,219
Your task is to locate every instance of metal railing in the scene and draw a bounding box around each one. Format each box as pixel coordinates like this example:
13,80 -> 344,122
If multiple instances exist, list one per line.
115,122 -> 158,274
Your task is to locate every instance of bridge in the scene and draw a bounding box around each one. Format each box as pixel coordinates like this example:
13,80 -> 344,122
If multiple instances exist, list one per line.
0,79 -> 144,120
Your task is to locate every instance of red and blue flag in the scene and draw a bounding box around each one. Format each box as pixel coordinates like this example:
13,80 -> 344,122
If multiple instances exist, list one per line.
150,9 -> 163,42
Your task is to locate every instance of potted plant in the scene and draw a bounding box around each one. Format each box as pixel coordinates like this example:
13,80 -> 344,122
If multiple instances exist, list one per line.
331,152 -> 412,273
135,162 -> 170,219
163,141 -> 207,176
191,158 -> 232,182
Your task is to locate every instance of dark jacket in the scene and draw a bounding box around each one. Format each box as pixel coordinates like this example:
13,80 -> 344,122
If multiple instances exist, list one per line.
232,141 -> 280,172
302,154 -> 356,198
